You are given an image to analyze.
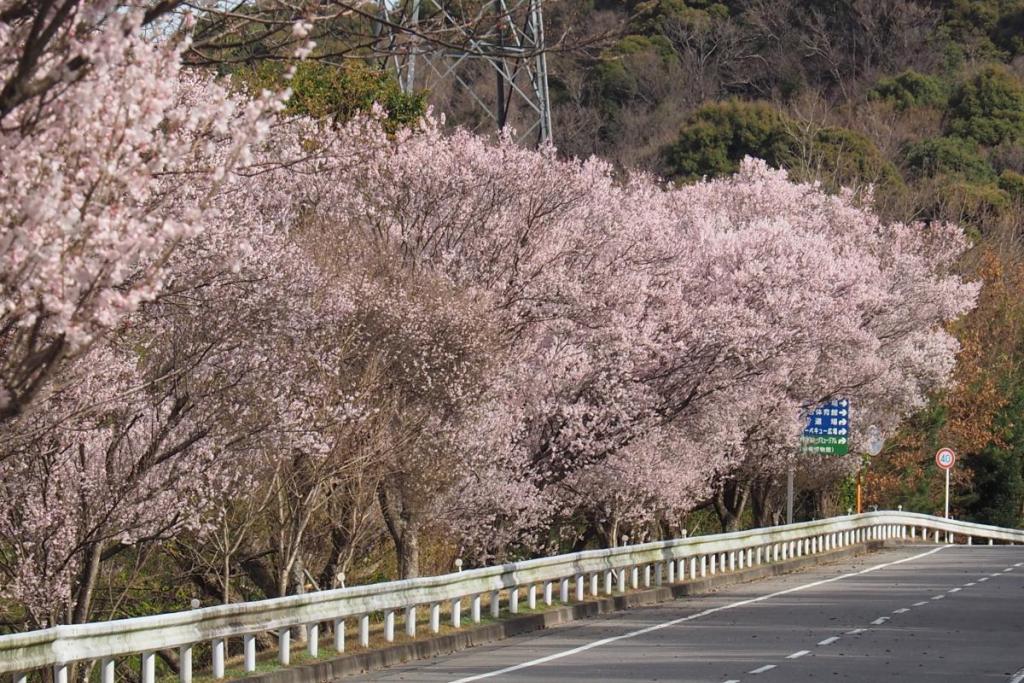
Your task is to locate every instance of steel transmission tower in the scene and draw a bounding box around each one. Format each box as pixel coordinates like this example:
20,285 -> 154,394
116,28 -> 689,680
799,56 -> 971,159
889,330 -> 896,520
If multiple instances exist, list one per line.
375,0 -> 553,145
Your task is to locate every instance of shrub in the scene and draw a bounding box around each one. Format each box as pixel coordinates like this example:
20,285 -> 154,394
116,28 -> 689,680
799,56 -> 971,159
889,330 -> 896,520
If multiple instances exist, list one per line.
946,66 -> 1024,146
869,70 -> 948,110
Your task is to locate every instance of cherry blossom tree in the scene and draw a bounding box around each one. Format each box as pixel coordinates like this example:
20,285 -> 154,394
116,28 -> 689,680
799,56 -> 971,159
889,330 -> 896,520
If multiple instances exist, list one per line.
0,3 -> 284,423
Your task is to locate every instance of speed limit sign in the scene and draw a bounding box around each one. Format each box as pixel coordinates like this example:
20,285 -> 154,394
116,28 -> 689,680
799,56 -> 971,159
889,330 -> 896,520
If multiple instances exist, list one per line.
935,448 -> 956,470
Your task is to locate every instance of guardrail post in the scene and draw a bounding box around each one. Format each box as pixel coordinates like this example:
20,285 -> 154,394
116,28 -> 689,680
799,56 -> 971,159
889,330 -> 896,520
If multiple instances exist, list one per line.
54,664 -> 68,683
729,551 -> 736,571
141,652 -> 155,683
619,568 -> 628,592
279,628 -> 291,664
179,645 -> 192,683
679,558 -> 687,579
361,614 -> 372,645
700,555 -> 707,577
334,618 -> 345,652
528,584 -> 537,608
590,573 -> 599,596
511,587 -> 520,613
452,599 -> 461,627
710,554 -> 717,575
576,574 -> 585,600
934,529 -> 940,543
967,536 -> 972,545
756,546 -> 763,565
630,566 -> 639,589
989,538 -> 994,546
560,577 -> 570,602
655,563 -> 663,586
543,580 -> 553,606
308,623 -> 319,656
667,560 -> 675,583
244,634 -> 256,670
212,637 -> 225,678
491,591 -> 501,618
385,611 -> 395,641
472,594 -> 482,622
406,606 -> 417,636
14,674 -> 27,683
604,571 -> 613,595
644,564 -> 652,587
101,658 -> 114,683
430,604 -> 440,633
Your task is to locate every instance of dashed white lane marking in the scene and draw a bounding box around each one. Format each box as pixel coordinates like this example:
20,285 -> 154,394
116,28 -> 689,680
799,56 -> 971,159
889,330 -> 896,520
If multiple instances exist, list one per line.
446,546 -> 950,683
949,587 -> 962,593
871,617 -> 890,625
932,595 -> 945,600
1015,562 -> 1023,568
1003,567 -> 1014,572
722,680 -> 740,683
965,582 -> 976,586
979,577 -> 990,582
991,572 -> 1003,577
749,664 -> 777,674
1010,667 -> 1024,683
913,601 -> 929,607
846,628 -> 866,635
818,636 -> 840,645
786,650 -> 810,659
893,608 -> 910,613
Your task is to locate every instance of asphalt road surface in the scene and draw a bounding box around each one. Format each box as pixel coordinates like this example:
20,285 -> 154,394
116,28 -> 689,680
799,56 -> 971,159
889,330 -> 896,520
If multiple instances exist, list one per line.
360,544 -> 1024,683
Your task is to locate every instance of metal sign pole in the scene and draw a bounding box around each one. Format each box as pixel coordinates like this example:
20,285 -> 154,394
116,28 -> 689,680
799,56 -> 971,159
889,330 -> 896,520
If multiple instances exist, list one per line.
786,467 -> 794,525
945,467 -> 950,519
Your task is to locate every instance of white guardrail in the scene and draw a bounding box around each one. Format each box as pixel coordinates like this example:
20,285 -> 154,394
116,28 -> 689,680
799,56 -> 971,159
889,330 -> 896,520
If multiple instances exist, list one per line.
2,511 -> 1022,680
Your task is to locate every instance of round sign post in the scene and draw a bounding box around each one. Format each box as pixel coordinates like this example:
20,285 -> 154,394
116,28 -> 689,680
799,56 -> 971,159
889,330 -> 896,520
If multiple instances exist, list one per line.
935,448 -> 956,519
857,426 -> 884,514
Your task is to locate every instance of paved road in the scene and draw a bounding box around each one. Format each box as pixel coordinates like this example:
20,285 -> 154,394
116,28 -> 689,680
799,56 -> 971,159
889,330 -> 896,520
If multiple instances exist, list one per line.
360,545 -> 1024,683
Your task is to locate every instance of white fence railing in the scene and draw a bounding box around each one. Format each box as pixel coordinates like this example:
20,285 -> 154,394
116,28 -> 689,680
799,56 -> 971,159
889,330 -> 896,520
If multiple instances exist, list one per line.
2,510 -> 1021,680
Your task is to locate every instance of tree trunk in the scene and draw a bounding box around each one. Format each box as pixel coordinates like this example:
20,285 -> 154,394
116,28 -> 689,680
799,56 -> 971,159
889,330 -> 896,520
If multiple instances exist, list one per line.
378,483 -> 420,579
751,476 -> 779,528
71,542 -> 103,625
713,478 -> 750,532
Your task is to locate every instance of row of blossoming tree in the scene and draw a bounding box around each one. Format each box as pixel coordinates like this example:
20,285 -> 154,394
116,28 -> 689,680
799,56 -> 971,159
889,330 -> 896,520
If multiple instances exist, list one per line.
0,0 -> 977,633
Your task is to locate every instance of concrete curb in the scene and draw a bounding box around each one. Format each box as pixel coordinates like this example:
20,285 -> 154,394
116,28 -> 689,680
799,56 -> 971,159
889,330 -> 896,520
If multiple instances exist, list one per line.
239,540 -> 892,682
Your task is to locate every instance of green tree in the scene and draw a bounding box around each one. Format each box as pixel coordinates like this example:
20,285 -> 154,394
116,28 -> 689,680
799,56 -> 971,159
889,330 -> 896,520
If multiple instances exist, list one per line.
662,100 -> 795,180
947,66 -> 1024,146
903,136 -> 995,182
869,70 -> 948,111
236,61 -> 426,132
962,379 -> 1024,528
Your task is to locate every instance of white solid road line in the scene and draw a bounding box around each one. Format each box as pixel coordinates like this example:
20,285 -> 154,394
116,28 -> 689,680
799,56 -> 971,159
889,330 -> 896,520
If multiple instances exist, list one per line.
446,546 -> 950,683
818,636 -> 840,645
1010,667 -> 1024,683
749,664 -> 777,674
786,650 -> 810,659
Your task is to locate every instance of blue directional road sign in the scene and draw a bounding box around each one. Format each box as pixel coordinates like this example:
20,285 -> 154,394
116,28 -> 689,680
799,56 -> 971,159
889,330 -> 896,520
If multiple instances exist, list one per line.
801,399 -> 850,456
